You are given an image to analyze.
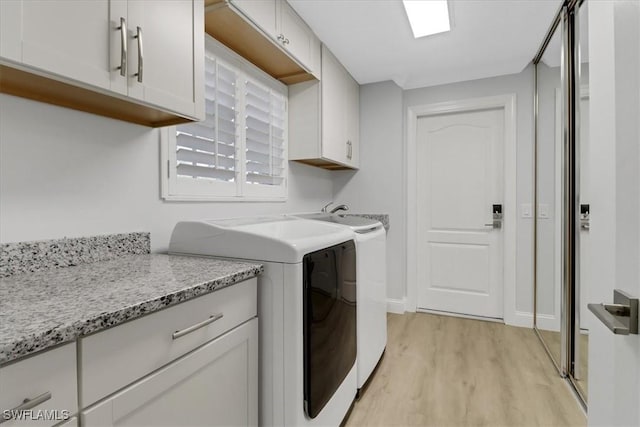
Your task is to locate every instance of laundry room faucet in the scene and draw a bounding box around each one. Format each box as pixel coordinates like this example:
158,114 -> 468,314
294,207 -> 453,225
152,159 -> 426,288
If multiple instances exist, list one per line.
320,202 -> 349,213
321,201 -> 333,213
330,204 -> 349,214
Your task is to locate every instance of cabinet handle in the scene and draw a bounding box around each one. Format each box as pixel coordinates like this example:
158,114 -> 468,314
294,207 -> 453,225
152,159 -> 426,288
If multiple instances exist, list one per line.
117,17 -> 127,77
134,26 -> 144,83
277,34 -> 285,42
346,140 -> 352,160
0,392 -> 52,424
172,313 -> 224,340
284,38 -> 290,45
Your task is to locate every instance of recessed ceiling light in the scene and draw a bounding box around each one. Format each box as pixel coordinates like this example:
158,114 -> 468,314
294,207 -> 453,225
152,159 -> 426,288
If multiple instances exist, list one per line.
402,0 -> 451,39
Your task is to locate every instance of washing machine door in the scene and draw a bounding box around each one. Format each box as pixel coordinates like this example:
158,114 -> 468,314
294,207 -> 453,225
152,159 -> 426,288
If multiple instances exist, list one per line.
303,240 -> 357,419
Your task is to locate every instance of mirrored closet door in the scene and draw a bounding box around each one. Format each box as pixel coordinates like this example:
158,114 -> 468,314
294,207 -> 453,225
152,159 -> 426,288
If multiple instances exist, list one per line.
571,0 -> 589,401
534,17 -> 564,373
533,0 -> 589,407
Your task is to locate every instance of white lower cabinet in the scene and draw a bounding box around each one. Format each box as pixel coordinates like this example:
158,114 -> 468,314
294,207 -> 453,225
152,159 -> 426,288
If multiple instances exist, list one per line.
0,343 -> 77,427
81,318 -> 258,427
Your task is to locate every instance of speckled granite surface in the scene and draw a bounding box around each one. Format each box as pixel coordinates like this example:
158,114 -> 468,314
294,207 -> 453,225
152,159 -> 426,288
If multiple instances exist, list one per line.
0,232 -> 151,278
0,254 -> 262,365
346,214 -> 390,231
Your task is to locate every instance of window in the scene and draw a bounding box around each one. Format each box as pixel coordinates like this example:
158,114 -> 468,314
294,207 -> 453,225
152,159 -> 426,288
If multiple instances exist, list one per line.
161,37 -> 288,201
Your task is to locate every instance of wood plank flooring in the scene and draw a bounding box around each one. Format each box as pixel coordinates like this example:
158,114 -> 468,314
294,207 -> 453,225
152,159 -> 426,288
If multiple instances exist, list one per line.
538,329 -> 589,397
345,313 -> 586,427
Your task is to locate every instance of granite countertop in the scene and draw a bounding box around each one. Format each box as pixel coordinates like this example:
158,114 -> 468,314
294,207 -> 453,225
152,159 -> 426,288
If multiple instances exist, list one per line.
0,254 -> 263,365
345,213 -> 390,231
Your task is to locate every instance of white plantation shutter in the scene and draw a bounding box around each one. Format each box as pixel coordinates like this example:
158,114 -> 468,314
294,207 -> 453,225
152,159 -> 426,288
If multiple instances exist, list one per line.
243,78 -> 287,196
162,37 -> 287,201
171,55 -> 240,197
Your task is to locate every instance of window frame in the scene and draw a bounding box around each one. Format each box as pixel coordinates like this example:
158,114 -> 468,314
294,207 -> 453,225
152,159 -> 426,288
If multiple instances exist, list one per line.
161,36 -> 288,202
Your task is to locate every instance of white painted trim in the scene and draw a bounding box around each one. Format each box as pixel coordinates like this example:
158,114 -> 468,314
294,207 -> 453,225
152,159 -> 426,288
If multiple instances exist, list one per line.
405,94 -> 518,326
512,311 -> 560,331
386,298 -> 406,314
416,308 -> 503,324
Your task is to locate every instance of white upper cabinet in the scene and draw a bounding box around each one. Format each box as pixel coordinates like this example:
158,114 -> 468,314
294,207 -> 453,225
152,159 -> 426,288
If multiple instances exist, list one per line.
231,0 -> 278,37
228,0 -> 320,79
279,1 -> 320,79
126,1 -> 204,118
2,0 -> 112,90
0,0 -> 204,126
289,45 -> 360,170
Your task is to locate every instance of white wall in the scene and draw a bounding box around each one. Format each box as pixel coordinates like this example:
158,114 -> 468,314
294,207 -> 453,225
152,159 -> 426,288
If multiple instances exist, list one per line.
0,94 -> 333,252
403,66 -> 536,316
333,81 -> 405,306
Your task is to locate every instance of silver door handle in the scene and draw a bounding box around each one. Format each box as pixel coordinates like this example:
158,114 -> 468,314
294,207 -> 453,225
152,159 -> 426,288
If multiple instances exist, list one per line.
588,289 -> 638,335
172,313 -> 224,340
117,17 -> 127,76
134,26 -> 143,83
0,392 -> 52,424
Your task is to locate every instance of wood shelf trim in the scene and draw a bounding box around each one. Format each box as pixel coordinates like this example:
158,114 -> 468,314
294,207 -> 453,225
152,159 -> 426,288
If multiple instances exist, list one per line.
204,1 -> 315,86
0,65 -> 194,127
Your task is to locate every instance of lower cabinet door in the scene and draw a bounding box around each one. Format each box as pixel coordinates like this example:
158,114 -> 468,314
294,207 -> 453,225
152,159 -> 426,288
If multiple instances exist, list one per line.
82,318 -> 258,427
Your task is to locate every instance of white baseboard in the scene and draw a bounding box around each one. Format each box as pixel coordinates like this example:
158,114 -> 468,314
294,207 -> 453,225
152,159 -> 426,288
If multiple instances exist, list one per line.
417,308 -> 503,323
512,311 -> 560,332
387,297 -> 406,314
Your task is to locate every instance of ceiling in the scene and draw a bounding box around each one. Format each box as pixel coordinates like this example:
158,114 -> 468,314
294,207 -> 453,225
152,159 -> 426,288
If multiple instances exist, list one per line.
288,0 -> 562,89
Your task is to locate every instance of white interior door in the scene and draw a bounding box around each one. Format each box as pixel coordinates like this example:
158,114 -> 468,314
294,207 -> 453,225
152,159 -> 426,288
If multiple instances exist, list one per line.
416,108 -> 504,319
588,1 -> 640,425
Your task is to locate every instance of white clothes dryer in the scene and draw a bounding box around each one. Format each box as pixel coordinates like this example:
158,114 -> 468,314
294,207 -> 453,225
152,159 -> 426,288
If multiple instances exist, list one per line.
169,216 -> 358,426
292,213 -> 388,393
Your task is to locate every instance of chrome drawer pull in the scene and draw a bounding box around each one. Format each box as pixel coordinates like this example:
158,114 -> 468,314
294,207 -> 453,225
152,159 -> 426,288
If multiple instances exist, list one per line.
0,392 -> 52,424
172,313 -> 224,340
134,26 -> 143,83
117,17 -> 127,77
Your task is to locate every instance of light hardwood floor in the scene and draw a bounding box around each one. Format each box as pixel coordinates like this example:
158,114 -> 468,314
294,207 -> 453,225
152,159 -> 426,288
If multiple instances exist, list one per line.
538,329 -> 589,397
345,313 -> 586,427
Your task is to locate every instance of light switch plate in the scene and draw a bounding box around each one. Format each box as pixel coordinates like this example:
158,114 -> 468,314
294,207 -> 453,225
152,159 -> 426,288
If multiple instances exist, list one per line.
521,204 -> 532,218
539,204 -> 550,219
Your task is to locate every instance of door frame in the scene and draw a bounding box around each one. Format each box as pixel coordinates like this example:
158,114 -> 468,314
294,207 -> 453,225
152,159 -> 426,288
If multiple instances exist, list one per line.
405,94 -> 518,325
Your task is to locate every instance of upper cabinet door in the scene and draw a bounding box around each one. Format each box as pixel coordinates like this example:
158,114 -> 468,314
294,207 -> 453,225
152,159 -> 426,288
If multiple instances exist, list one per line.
231,0 -> 277,38
0,1 -> 22,61
127,0 -> 204,119
16,0 -> 112,90
279,2 -> 312,69
345,72 -> 360,168
320,45 -> 348,165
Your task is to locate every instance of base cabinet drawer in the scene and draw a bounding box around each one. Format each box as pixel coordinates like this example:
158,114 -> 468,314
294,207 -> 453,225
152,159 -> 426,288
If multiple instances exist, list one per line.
80,278 -> 257,407
82,318 -> 258,427
0,344 -> 77,427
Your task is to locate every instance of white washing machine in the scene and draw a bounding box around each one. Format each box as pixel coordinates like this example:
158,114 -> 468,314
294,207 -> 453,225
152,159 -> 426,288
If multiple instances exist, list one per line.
293,213 -> 388,392
169,216 -> 358,426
